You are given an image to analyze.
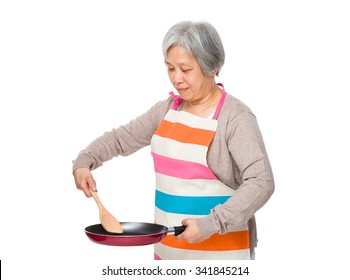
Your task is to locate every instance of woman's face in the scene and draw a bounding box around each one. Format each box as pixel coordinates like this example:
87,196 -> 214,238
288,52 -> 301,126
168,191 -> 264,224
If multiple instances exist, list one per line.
165,46 -> 215,101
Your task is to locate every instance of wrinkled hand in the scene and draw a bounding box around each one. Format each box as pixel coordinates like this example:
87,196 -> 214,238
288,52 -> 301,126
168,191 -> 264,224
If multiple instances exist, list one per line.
73,167 -> 97,197
176,218 -> 207,243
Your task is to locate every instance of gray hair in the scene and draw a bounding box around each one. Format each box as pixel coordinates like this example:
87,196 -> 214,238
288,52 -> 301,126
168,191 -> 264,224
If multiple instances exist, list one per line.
162,21 -> 225,76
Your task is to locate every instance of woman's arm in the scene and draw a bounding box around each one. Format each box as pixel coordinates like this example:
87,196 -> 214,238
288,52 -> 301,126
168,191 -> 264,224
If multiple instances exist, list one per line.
197,111 -> 275,238
72,98 -> 172,172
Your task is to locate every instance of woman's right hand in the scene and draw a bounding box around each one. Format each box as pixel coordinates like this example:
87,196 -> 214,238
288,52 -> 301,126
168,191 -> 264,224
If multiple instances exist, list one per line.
73,167 -> 97,197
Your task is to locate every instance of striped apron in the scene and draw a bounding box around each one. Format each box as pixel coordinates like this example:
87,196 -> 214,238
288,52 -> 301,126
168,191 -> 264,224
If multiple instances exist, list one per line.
151,85 -> 250,260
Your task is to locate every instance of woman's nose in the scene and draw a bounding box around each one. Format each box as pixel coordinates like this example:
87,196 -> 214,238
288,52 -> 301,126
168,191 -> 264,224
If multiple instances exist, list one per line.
172,70 -> 183,84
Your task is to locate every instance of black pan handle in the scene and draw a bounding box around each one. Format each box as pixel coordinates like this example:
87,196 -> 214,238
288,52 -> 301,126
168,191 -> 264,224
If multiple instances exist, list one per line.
168,226 -> 186,236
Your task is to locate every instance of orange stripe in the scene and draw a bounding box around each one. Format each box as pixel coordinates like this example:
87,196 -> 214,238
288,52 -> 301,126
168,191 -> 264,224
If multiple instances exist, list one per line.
162,231 -> 250,251
155,120 -> 215,147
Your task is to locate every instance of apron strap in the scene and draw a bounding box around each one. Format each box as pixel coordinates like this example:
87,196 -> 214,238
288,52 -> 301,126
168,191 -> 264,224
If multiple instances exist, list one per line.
212,83 -> 226,120
169,91 -> 183,110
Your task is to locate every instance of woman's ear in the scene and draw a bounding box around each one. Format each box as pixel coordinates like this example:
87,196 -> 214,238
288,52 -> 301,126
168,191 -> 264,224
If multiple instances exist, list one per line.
211,69 -> 218,77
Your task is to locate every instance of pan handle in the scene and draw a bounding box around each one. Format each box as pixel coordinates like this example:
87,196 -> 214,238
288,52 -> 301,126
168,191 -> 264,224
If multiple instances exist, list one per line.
168,226 -> 186,236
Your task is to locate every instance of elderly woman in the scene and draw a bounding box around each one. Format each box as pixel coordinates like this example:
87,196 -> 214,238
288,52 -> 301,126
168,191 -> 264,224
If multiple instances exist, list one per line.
73,21 -> 274,260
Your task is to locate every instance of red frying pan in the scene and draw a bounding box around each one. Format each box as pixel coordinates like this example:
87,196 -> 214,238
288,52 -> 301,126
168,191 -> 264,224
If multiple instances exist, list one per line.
85,222 -> 186,246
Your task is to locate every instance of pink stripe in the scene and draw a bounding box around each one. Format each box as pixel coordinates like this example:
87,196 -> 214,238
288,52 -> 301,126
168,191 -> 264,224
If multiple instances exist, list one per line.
152,152 -> 218,180
154,253 -> 161,260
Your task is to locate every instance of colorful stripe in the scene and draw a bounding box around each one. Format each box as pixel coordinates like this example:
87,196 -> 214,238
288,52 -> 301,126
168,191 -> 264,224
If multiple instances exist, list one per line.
161,231 -> 250,251
155,120 -> 215,146
154,207 -> 248,232
151,134 -> 208,166
154,207 -> 202,226
165,110 -> 218,131
155,243 -> 250,260
155,173 -> 236,196
152,152 -> 218,180
155,190 -> 230,215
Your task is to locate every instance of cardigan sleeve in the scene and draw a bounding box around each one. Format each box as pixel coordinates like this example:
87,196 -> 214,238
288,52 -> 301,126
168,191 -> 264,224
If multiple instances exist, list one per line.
197,111 -> 275,237
72,98 -> 172,172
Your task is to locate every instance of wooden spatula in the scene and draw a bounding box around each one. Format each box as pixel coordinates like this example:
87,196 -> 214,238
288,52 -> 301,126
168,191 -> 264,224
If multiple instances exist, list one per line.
90,191 -> 123,233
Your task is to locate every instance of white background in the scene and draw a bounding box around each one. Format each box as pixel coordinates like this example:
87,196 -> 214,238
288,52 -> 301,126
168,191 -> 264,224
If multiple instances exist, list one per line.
1,0 -> 349,279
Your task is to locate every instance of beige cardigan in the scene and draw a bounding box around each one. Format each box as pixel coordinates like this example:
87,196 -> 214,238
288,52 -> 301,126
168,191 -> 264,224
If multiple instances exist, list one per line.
72,93 -> 275,253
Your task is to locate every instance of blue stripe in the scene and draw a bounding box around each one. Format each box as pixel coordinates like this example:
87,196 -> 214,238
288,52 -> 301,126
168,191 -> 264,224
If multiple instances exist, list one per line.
155,190 -> 230,215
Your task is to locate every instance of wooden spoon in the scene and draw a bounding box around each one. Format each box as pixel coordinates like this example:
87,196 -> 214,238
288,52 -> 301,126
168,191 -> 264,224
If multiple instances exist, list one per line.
90,191 -> 123,233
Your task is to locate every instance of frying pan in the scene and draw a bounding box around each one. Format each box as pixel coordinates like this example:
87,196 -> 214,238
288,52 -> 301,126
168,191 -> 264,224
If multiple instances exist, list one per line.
85,222 -> 186,246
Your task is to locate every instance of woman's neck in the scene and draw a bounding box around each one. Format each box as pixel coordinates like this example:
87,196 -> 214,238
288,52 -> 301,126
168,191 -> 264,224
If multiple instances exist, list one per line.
182,86 -> 222,118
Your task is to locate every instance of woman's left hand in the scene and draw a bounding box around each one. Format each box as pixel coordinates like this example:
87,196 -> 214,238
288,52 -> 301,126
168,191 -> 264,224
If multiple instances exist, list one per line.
176,218 -> 207,243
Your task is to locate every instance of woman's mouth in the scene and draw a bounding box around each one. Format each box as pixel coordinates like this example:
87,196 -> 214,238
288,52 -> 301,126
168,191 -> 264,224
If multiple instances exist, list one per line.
176,88 -> 187,94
